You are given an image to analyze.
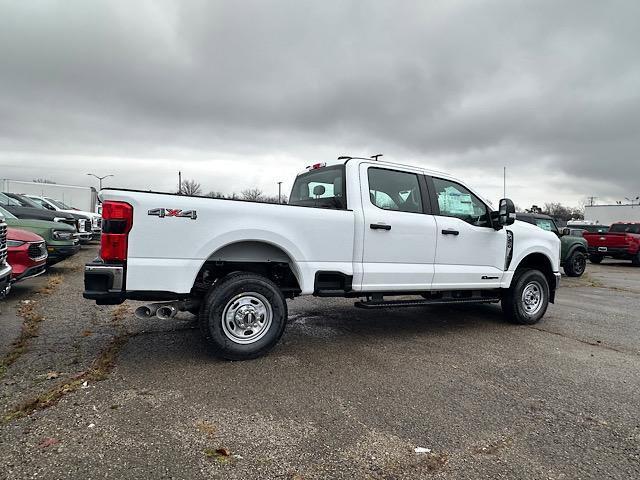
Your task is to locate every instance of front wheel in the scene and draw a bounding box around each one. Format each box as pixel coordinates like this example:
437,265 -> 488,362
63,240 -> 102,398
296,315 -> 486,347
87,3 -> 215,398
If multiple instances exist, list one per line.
199,272 -> 287,360
502,269 -> 550,325
564,250 -> 587,277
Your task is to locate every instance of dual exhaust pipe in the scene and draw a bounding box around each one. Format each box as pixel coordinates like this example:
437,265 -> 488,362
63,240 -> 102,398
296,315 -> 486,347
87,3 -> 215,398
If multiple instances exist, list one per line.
134,300 -> 199,320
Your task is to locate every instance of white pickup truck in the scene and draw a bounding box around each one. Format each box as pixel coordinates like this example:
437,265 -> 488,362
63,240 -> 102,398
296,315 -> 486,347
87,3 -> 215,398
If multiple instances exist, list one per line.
84,157 -> 560,360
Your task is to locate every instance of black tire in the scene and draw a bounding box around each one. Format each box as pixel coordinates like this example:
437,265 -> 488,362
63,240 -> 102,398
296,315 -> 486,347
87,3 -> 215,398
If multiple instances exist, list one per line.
564,250 -> 587,277
589,254 -> 603,264
502,269 -> 550,325
199,272 -> 287,361
632,253 -> 640,266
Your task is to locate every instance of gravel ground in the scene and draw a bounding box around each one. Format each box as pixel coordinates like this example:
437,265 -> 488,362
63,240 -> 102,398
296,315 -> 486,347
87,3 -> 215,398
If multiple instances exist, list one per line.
0,246 -> 639,479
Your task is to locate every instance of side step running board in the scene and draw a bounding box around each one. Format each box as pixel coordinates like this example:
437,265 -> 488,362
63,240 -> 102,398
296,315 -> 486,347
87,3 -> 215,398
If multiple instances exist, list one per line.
355,297 -> 500,309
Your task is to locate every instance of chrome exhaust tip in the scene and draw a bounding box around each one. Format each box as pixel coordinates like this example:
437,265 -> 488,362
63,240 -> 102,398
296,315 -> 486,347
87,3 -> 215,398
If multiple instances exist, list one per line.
134,304 -> 159,319
156,305 -> 178,320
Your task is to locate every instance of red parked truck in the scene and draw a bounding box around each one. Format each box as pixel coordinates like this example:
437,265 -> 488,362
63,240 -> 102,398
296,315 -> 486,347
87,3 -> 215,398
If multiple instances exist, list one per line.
583,222 -> 640,265
6,228 -> 48,282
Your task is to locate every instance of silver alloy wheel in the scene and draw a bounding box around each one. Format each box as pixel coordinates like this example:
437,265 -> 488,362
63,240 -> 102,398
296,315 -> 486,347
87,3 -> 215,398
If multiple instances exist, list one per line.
221,292 -> 273,345
521,280 -> 544,315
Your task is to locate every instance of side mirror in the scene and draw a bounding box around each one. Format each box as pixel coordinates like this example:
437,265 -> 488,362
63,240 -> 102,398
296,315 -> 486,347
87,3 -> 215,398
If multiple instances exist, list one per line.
561,227 -> 571,236
498,198 -> 516,227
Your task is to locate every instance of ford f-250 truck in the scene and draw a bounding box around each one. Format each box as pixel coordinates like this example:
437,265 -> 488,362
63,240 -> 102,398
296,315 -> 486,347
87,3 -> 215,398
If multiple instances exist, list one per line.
584,222 -> 640,265
84,157 -> 561,360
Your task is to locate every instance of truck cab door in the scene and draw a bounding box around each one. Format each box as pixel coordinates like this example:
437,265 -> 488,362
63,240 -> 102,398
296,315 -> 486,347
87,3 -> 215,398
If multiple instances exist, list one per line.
359,164 -> 437,291
428,176 -> 507,289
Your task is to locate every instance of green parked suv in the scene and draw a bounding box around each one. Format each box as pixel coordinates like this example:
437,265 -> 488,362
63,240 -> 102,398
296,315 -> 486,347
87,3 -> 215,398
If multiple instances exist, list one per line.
516,213 -> 588,277
0,205 -> 80,265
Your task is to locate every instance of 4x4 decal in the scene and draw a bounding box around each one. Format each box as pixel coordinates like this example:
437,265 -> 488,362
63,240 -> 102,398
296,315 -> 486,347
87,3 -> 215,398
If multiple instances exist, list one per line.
148,208 -> 197,220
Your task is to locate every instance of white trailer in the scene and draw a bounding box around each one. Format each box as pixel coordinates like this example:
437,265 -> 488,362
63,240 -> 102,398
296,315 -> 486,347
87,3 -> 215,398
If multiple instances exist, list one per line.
584,204 -> 640,225
0,179 -> 98,213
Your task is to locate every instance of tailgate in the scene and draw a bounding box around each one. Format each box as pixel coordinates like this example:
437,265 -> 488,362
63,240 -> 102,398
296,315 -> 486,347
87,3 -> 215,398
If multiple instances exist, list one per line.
584,233 -> 629,248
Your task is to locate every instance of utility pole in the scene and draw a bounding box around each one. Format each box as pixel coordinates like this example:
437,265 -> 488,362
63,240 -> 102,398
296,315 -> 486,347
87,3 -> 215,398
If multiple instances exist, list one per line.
587,196 -> 597,206
87,173 -> 114,190
178,171 -> 182,194
277,182 -> 283,204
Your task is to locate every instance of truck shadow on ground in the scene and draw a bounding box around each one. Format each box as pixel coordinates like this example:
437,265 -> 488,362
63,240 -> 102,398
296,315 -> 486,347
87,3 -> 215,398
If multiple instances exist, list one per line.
122,302 -> 516,364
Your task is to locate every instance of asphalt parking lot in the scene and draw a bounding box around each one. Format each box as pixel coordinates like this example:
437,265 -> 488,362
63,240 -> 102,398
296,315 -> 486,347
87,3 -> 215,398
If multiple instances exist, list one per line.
1,246 -> 639,479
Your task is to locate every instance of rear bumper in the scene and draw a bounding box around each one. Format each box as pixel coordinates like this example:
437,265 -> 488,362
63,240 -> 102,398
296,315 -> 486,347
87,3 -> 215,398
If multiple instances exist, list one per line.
83,262 -> 125,304
0,263 -> 12,298
588,246 -> 635,258
83,261 -> 184,305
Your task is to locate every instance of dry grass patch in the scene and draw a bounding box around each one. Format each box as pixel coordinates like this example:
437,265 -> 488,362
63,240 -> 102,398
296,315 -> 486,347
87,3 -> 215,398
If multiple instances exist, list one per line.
3,332 -> 129,422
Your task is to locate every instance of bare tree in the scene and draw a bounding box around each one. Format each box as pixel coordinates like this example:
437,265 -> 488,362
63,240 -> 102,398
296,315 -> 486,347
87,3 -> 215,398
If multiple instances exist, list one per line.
241,188 -> 265,201
206,191 -> 226,199
33,178 -> 56,184
178,179 -> 202,196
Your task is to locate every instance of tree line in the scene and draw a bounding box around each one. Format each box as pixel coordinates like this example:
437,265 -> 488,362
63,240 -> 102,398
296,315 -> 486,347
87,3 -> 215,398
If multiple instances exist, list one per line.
178,179 -> 287,204
522,203 -> 584,221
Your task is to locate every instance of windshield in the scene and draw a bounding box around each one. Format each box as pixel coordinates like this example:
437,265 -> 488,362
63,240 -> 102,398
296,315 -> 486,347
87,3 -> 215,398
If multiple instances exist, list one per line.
610,223 -> 640,234
0,192 -> 21,207
6,193 -> 42,209
0,205 -> 17,219
534,218 -> 559,234
289,165 -> 346,209
45,197 -> 70,209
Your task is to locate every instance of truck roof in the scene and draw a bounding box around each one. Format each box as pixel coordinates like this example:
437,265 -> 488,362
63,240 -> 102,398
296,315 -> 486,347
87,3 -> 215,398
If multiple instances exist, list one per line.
306,156 -> 455,180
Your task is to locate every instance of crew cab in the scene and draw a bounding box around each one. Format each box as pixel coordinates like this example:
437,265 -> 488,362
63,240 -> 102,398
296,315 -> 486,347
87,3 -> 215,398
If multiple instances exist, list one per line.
584,222 -> 640,265
84,157 -> 561,360
0,213 -> 12,298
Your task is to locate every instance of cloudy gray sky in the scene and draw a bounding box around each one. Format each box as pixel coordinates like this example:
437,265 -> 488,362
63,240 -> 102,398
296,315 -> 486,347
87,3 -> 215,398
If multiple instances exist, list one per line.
1,0 -> 639,208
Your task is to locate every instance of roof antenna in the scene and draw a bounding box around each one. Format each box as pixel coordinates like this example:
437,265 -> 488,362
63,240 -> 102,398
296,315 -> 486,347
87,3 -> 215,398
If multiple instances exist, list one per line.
370,154 -> 383,161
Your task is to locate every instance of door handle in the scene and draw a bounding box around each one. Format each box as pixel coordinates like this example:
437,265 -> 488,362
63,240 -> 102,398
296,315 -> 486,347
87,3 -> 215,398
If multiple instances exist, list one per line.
370,223 -> 391,231
441,229 -> 459,236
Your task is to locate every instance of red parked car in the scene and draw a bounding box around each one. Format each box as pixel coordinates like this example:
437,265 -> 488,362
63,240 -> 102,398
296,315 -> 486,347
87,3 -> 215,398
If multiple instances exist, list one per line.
6,227 -> 48,282
583,222 -> 640,265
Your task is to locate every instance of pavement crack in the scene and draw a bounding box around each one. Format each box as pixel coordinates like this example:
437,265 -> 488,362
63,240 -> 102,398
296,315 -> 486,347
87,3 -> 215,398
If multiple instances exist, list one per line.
527,326 -> 632,355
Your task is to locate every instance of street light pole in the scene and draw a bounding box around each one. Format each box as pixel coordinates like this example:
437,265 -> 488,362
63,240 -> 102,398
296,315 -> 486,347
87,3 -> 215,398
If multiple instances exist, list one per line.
277,182 -> 283,204
87,173 -> 114,190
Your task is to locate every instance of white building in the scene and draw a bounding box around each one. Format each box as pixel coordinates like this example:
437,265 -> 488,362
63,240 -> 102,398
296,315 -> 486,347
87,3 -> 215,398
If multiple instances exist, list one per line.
584,204 -> 640,225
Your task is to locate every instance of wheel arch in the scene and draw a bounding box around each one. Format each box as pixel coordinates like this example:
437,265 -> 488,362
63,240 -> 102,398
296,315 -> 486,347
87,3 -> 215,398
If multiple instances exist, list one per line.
192,239 -> 303,295
512,252 -> 557,301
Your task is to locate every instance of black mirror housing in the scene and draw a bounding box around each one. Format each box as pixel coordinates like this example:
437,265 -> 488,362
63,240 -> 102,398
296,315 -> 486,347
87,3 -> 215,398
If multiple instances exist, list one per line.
498,198 -> 516,227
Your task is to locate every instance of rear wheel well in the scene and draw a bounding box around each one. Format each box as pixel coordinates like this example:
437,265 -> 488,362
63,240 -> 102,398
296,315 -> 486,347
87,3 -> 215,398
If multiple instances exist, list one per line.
191,241 -> 301,299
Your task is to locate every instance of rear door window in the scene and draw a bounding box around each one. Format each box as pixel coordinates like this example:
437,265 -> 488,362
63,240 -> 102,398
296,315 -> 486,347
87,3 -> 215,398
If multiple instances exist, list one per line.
367,168 -> 423,214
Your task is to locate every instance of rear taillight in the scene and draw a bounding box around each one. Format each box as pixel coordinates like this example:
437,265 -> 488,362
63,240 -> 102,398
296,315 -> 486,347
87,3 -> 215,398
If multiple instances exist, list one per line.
100,201 -> 133,262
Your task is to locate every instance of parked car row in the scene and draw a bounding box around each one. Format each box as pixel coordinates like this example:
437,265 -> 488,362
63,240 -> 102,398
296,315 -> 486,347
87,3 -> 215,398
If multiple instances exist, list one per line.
0,196 -> 92,299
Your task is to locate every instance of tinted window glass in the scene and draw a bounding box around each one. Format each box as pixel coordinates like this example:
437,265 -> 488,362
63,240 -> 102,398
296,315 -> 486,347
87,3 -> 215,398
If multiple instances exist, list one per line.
368,168 -> 423,214
432,177 -> 489,226
0,193 -> 20,206
535,218 -> 558,233
289,165 -> 346,209
610,223 -> 640,234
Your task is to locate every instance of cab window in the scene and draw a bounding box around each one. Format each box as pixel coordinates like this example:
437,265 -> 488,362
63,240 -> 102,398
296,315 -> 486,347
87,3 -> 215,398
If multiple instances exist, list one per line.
534,218 -> 558,233
367,168 -> 423,214
432,177 -> 490,227
288,165 -> 346,209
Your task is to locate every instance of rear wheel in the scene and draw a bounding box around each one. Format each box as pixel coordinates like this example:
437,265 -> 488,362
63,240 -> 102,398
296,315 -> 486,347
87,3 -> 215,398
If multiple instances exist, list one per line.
589,254 -> 603,264
502,269 -> 550,325
564,250 -> 587,277
199,272 -> 287,360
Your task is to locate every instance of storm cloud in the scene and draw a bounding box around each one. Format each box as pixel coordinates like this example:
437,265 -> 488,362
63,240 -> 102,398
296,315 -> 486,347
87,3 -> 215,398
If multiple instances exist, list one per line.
1,0 -> 639,206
